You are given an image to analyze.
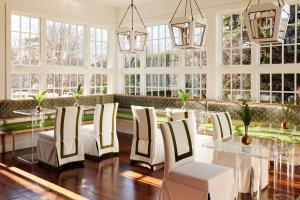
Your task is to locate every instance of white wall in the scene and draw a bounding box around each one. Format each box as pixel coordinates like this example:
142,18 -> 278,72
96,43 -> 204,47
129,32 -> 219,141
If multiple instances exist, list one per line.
0,0 -> 6,100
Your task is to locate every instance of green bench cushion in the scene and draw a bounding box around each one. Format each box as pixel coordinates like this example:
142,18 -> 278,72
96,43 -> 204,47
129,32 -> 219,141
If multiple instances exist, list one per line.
1,111 -> 300,144
0,112 -> 167,132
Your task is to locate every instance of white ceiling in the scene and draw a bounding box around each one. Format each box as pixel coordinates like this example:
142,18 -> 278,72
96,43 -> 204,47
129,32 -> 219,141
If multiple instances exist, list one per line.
97,0 -> 157,7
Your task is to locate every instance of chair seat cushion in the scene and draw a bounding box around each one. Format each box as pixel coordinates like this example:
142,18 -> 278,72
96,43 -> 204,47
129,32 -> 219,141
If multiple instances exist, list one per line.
38,130 -> 54,141
81,124 -> 95,135
169,161 -> 233,191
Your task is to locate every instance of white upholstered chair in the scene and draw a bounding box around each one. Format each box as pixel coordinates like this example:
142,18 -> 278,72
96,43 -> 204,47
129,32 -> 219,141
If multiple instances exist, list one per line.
166,108 -> 213,162
211,112 -> 269,193
81,103 -> 119,158
37,106 -> 84,167
130,106 -> 164,170
160,118 -> 235,200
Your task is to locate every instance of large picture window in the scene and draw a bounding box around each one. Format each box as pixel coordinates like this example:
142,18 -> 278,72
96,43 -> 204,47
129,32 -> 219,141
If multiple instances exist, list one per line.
89,27 -> 108,68
11,73 -> 40,99
146,74 -> 178,97
46,20 -> 84,66
46,74 -> 84,97
11,14 -> 40,66
185,74 -> 207,99
222,73 -> 251,101
90,74 -> 108,94
260,4 -> 300,64
184,49 -> 207,67
123,54 -> 140,68
124,74 -> 140,95
146,25 -> 180,67
222,14 -> 251,65
260,73 -> 300,104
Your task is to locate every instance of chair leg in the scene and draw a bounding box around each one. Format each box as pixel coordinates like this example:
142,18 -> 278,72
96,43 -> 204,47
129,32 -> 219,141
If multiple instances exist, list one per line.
12,133 -> 15,159
1,134 -> 5,153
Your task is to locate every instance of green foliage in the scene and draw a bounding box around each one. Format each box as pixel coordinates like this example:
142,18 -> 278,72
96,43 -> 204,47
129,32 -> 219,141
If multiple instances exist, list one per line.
31,90 -> 47,106
239,100 -> 252,127
70,84 -> 83,100
178,89 -> 191,102
281,99 -> 294,123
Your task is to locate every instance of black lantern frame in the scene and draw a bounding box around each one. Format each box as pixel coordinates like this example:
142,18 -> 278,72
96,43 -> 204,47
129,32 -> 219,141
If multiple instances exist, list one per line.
117,0 -> 148,53
169,0 -> 207,49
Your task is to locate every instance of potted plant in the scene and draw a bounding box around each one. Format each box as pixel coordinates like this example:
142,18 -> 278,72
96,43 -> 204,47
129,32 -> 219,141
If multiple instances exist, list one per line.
71,84 -> 83,107
239,100 -> 252,145
31,90 -> 47,112
281,99 -> 294,129
178,89 -> 191,110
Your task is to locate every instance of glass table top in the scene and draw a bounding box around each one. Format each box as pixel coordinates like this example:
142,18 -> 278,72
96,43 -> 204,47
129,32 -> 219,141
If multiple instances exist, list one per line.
202,135 -> 295,160
13,109 -> 56,116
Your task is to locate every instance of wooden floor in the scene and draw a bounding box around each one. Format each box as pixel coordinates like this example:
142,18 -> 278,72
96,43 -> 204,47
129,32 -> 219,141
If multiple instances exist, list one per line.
0,133 -> 299,200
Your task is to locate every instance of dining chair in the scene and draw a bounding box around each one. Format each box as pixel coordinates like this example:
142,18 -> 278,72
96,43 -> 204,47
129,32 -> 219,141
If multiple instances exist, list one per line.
37,106 -> 84,168
211,112 -> 269,193
160,118 -> 235,200
130,106 -> 164,170
165,108 -> 213,162
81,103 -> 119,158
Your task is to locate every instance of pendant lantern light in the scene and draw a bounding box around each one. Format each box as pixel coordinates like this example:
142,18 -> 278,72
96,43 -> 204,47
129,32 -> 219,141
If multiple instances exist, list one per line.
117,0 -> 147,53
169,0 -> 207,49
244,0 -> 290,43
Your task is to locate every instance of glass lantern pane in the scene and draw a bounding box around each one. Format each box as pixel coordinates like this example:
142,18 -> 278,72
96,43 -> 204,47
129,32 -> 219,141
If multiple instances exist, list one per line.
248,9 -> 276,39
118,31 -> 130,51
172,22 -> 189,46
134,31 -> 147,51
194,23 -> 205,46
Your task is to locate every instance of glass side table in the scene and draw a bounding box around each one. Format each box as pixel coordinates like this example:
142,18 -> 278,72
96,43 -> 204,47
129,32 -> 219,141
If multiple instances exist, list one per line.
13,109 -> 56,164
202,135 -> 295,200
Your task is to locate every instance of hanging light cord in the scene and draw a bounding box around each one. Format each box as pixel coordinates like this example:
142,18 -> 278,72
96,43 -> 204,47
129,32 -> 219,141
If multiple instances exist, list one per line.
117,0 -> 147,30
245,0 -> 285,11
170,0 -> 204,23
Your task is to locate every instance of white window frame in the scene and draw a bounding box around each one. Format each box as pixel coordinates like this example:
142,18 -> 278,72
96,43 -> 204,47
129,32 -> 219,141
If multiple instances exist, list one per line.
6,5 -> 114,99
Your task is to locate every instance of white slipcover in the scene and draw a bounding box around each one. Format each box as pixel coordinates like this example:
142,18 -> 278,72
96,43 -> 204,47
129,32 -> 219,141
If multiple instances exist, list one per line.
160,118 -> 235,200
211,112 -> 269,193
37,106 -> 84,167
166,108 -> 213,163
130,106 -> 164,170
81,103 -> 119,158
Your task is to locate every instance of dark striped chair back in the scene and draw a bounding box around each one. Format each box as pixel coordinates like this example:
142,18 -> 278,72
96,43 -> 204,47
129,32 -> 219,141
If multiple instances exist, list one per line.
211,112 -> 233,139
160,118 -> 195,175
94,103 -> 119,148
54,106 -> 83,158
131,106 -> 157,157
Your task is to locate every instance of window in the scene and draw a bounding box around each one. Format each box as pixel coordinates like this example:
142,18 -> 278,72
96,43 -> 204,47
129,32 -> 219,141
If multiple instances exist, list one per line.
260,73 -> 300,104
222,74 -> 251,101
146,74 -> 178,97
184,49 -> 207,67
124,74 -> 140,95
185,74 -> 207,99
11,14 -> 40,66
11,73 -> 40,99
260,4 -> 300,64
146,25 -> 180,67
222,14 -> 251,65
90,74 -> 108,94
260,5 -> 300,64
46,74 -> 84,97
46,20 -> 84,66
90,27 -> 108,68
124,54 -> 140,68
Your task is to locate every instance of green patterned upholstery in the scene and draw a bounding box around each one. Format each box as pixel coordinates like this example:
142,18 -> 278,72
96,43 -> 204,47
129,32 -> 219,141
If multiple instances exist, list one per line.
115,95 -> 300,125
0,95 -> 114,119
